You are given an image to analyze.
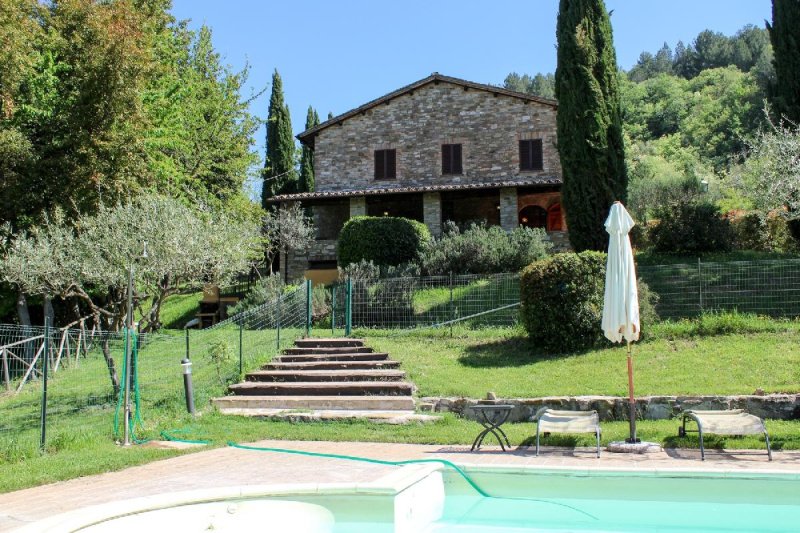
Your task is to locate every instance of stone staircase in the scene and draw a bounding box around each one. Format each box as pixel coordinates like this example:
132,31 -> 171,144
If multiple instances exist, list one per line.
212,338 -> 436,422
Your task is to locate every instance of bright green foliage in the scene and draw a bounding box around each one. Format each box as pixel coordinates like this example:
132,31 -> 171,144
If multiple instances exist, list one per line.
337,216 -> 431,267
0,1 -> 260,230
420,223 -> 551,275
555,0 -> 628,252
261,70 -> 297,206
768,0 -> 800,123
503,72 -> 555,99
520,251 -> 607,352
141,23 -> 259,205
299,106 -> 319,193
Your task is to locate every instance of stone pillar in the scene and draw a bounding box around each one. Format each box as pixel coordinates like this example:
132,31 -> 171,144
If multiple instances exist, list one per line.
499,187 -> 518,231
422,192 -> 442,237
349,196 -> 366,217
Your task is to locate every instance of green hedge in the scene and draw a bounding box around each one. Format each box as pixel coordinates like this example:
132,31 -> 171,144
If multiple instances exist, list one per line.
337,216 -> 431,267
521,251 -> 658,353
521,251 -> 607,353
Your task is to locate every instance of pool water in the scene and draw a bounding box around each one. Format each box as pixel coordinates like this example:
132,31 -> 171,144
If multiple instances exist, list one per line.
37,467 -> 800,533
292,468 -> 800,532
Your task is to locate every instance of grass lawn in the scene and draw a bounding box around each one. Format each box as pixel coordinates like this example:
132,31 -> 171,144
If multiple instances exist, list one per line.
2,316 -> 799,494
158,290 -> 203,329
2,412 -> 798,493
362,324 -> 800,398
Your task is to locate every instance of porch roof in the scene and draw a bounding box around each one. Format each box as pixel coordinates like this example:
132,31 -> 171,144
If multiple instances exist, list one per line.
269,177 -> 562,203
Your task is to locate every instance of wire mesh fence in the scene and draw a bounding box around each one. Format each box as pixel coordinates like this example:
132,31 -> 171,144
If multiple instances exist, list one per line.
327,272 -> 521,332
0,283 -> 309,455
638,259 -> 800,319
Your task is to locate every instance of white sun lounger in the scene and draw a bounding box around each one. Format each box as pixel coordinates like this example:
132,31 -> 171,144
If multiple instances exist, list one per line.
678,409 -> 772,461
533,408 -> 601,458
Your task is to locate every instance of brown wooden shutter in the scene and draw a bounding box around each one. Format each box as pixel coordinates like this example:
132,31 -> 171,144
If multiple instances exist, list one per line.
375,150 -> 385,180
519,140 -> 531,170
531,139 -> 543,170
386,149 -> 396,179
453,144 -> 462,174
442,145 -> 451,175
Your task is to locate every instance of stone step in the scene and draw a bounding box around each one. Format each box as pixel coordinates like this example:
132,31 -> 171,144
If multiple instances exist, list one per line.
293,338 -> 365,348
212,395 -> 415,411
215,408 -> 440,424
247,369 -> 406,382
228,381 -> 414,396
283,346 -> 374,355
276,352 -> 389,363
264,360 -> 402,371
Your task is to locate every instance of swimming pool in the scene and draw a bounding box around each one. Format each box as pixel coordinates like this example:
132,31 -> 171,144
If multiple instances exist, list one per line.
18,465 -> 800,532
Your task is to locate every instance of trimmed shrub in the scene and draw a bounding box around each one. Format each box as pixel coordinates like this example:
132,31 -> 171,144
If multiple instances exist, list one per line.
521,252 -> 607,353
521,252 -> 658,353
337,216 -> 431,267
421,222 -> 552,275
649,202 -> 733,254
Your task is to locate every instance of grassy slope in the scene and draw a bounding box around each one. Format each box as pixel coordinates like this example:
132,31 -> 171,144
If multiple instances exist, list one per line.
4,413 -> 798,493
159,291 -> 203,329
364,326 -> 800,398
2,321 -> 800,494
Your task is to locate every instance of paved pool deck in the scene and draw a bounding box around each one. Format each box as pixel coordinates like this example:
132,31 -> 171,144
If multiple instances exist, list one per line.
2,441 -> 799,531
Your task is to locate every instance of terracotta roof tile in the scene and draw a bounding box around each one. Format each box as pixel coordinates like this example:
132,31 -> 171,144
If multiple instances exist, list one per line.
269,177 -> 562,202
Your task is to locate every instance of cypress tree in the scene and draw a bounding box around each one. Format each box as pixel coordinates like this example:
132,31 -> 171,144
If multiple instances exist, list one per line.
261,69 -> 297,208
299,106 -> 319,193
555,0 -> 628,252
768,0 -> 800,124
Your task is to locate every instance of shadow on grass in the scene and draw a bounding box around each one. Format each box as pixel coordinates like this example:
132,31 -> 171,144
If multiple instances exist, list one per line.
458,336 -> 594,368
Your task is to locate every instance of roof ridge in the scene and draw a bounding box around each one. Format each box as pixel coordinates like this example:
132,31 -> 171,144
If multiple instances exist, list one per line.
297,73 -> 558,146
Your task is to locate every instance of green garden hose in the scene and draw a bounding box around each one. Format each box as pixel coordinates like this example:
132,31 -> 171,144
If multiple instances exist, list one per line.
156,432 -> 597,520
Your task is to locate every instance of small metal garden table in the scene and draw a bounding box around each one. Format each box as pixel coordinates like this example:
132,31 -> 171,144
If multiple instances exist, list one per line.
470,404 -> 514,451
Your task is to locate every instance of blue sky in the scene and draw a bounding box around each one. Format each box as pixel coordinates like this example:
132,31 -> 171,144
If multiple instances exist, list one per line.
170,0 -> 771,154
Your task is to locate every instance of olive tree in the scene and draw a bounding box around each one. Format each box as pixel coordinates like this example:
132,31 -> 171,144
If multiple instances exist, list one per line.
0,195 -> 261,391
738,118 -> 800,215
262,202 -> 315,275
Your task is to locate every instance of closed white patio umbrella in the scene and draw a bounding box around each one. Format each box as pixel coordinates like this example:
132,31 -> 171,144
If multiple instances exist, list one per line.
602,202 -> 640,443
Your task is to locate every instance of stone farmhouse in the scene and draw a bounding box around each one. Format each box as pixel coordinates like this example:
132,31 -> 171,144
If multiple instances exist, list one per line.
271,73 -> 567,283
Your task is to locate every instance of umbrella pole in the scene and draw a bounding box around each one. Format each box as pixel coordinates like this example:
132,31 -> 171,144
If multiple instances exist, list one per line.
626,341 -> 639,443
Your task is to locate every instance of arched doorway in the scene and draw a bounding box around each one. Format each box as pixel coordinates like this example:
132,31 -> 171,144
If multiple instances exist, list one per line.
518,205 -> 547,229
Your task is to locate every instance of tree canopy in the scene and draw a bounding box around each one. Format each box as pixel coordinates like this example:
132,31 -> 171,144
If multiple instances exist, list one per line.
0,0 -> 260,231
261,69 -> 297,207
555,0 -> 628,252
768,0 -> 800,123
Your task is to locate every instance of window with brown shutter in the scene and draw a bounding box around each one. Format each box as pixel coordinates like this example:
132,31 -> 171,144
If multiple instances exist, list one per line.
374,149 -> 396,180
519,139 -> 543,171
441,144 -> 463,175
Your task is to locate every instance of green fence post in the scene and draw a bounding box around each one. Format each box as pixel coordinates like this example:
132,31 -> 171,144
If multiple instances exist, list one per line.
39,317 -> 49,451
306,280 -> 312,338
331,285 -> 337,334
276,296 -> 282,352
345,277 -> 352,337
449,271 -> 455,337
238,321 -> 243,376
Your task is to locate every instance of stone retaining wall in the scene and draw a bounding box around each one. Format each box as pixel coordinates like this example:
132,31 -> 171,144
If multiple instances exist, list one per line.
420,394 -> 800,422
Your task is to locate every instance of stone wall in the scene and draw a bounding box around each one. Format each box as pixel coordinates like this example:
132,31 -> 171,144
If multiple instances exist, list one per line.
285,239 -> 338,282
313,81 -> 560,191
421,394 -> 800,422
